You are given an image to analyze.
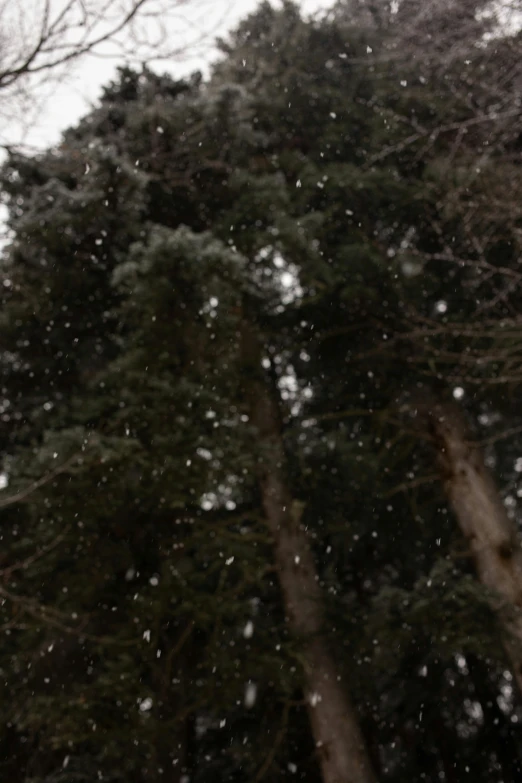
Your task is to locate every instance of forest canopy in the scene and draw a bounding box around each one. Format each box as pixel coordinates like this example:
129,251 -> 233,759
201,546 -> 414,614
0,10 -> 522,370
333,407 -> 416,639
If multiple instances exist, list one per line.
1,1 -> 522,781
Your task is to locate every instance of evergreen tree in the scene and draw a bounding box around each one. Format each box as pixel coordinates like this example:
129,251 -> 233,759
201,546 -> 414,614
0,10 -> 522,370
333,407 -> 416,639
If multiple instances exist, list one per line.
1,2 -> 522,782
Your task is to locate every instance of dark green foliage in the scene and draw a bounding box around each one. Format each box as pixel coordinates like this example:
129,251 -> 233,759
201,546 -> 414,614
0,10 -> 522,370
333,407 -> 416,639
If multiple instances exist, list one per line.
1,2 -> 522,781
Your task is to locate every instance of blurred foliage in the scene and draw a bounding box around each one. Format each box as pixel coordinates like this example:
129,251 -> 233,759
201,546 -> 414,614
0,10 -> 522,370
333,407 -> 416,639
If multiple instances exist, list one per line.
1,1 -> 522,781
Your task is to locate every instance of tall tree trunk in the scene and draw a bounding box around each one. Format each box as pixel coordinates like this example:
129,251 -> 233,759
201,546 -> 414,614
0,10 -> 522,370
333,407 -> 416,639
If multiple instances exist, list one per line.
424,400 -> 522,695
241,319 -> 377,783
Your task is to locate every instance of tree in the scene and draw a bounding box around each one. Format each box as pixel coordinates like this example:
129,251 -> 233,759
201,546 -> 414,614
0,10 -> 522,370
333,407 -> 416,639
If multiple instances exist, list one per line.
0,14 -> 379,775
2,1 -> 522,781
241,315 -> 376,783
0,0 -> 225,148
408,398 -> 522,696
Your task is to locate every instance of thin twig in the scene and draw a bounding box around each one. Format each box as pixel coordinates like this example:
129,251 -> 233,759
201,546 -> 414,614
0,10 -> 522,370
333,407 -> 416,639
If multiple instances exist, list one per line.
0,526 -> 70,577
254,703 -> 290,782
0,444 -> 92,509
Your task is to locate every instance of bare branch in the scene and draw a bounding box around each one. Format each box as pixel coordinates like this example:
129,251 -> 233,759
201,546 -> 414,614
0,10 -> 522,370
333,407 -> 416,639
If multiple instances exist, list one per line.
0,441 -> 93,509
0,0 -> 230,147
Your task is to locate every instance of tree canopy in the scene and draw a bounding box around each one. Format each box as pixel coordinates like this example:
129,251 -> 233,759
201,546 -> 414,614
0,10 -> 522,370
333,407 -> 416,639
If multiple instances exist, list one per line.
1,2 -> 522,782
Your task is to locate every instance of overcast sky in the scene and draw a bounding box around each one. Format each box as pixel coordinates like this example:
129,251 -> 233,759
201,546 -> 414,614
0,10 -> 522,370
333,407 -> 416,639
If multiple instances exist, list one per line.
9,0 -> 333,152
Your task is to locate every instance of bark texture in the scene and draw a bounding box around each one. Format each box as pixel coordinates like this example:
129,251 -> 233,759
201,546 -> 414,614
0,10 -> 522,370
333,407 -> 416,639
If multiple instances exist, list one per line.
241,319 -> 377,783
426,401 -> 522,695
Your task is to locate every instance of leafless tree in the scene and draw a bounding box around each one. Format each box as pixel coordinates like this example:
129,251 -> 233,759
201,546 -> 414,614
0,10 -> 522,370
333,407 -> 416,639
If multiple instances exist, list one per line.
0,0 -> 231,148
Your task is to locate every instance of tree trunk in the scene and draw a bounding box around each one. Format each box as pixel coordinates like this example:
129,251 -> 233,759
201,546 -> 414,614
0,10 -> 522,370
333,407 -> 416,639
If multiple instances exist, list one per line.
425,400 -> 522,695
241,319 -> 377,783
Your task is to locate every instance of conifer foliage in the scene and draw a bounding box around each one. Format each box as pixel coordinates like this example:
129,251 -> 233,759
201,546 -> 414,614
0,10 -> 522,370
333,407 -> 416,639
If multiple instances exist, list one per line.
1,2 -> 522,782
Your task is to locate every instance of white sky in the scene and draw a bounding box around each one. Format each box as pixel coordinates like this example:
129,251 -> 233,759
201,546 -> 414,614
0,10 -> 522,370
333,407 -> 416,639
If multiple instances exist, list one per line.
7,0 -> 334,152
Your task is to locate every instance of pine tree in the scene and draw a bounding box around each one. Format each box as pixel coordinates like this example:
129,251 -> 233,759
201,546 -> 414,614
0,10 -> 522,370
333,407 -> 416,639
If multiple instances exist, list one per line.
2,2 -> 522,782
